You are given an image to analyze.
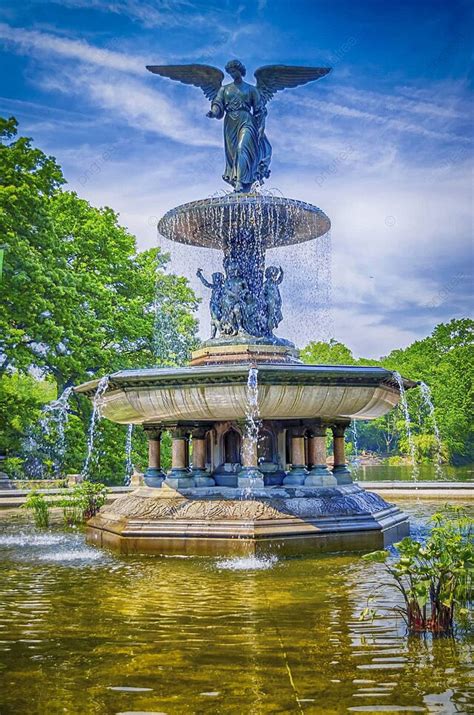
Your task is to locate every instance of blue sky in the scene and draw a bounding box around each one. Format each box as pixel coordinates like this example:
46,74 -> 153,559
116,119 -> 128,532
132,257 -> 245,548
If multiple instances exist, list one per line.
0,0 -> 472,356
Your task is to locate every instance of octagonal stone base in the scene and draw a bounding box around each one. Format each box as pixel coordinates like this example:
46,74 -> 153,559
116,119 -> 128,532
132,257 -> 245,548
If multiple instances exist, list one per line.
86,484 -> 409,557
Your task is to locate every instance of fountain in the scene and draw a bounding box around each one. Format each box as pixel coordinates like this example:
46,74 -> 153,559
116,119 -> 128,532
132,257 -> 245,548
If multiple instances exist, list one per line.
75,58 -> 416,555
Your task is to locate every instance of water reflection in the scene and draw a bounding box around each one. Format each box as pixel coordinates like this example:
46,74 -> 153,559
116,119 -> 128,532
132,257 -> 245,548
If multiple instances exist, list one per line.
355,464 -> 473,483
0,512 -> 472,714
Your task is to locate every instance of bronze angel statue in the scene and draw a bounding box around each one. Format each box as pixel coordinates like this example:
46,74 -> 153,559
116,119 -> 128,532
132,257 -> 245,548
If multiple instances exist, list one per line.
146,60 -> 331,193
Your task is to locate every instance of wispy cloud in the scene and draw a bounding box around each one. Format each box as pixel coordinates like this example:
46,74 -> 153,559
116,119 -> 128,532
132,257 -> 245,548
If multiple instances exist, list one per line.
40,66 -> 220,147
30,0 -> 202,29
0,22 -> 147,73
0,23 -> 223,146
290,94 -> 471,145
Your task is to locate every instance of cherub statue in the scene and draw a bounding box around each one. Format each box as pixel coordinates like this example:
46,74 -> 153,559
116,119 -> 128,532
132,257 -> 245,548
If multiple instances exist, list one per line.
219,261 -> 249,336
263,265 -> 284,335
147,60 -> 330,193
196,269 -> 224,339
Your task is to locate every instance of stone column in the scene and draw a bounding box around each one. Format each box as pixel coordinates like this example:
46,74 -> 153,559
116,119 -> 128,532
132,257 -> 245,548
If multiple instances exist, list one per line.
305,424 -> 337,487
283,427 -> 308,485
144,428 -> 166,487
191,429 -> 215,487
164,428 -> 195,489
238,427 -> 264,489
332,422 -> 352,485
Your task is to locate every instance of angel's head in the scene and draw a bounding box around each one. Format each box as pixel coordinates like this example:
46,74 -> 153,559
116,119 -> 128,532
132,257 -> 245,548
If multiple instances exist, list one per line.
265,266 -> 279,281
225,59 -> 246,80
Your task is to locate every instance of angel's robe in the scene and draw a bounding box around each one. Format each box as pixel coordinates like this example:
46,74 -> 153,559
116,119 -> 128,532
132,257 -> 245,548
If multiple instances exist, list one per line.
211,81 -> 272,190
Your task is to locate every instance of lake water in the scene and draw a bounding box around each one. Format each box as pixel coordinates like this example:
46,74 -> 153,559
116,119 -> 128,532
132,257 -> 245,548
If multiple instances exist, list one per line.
354,464 -> 473,483
0,500 -> 472,714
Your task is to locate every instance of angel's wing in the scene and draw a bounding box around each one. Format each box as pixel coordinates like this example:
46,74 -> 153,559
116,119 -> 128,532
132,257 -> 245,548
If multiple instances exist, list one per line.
146,64 -> 224,101
254,65 -> 331,103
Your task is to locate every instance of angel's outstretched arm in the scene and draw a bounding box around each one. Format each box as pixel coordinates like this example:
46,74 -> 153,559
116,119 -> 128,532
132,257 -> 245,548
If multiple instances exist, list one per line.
207,86 -> 225,119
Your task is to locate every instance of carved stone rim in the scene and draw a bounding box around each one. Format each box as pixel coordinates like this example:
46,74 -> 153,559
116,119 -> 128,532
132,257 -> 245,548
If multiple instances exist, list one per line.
74,364 -> 418,398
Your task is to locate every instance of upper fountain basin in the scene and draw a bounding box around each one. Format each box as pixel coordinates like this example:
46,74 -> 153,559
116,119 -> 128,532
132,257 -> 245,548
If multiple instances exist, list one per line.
157,193 -> 331,249
74,364 -> 416,425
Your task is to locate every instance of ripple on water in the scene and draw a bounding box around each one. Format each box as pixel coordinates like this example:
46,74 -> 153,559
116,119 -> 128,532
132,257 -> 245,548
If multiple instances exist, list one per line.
0,532 -> 69,547
0,530 -> 108,565
215,555 -> 278,571
107,687 -> 154,692
35,547 -> 105,563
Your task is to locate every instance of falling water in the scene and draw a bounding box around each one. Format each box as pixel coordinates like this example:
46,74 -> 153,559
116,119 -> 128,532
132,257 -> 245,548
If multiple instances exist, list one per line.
350,420 -> 360,475
124,424 -> 134,486
23,386 -> 74,479
351,420 -> 359,455
41,386 -> 74,475
81,376 -> 109,480
313,230 -> 333,341
393,371 -> 419,481
419,382 -> 444,479
241,367 -> 261,494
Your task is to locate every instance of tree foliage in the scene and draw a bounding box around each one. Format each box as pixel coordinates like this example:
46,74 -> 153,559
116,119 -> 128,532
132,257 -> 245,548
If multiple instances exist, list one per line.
301,319 -> 474,464
0,116 -> 198,481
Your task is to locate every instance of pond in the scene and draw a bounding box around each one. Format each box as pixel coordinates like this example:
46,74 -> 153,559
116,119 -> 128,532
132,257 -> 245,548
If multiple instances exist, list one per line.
354,464 -> 473,483
0,501 -> 472,714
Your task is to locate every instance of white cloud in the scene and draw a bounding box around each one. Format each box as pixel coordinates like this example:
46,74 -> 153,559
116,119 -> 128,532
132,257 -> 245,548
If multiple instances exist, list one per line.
34,0 -> 215,30
39,67 -> 220,147
0,22 -> 147,73
0,23 -> 226,147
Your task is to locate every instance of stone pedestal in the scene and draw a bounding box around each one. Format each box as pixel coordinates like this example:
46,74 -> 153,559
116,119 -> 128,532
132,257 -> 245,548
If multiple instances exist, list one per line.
67,474 -> 84,487
238,434 -> 264,488
0,470 -> 14,490
191,431 -> 215,487
283,430 -> 308,485
144,429 -> 166,487
305,426 -> 337,487
332,422 -> 352,485
86,483 -> 410,556
165,429 -> 195,489
130,470 -> 145,487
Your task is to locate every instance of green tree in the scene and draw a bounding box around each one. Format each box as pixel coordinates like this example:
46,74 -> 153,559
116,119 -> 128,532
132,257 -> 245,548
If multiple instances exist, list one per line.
301,320 -> 474,465
0,116 -> 199,482
300,338 -> 356,365
0,373 -> 55,456
382,319 -> 474,464
0,116 -> 64,375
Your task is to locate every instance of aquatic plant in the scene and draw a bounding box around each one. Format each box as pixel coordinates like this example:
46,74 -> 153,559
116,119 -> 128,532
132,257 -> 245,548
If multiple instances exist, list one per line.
23,491 -> 50,528
60,481 -> 108,526
363,507 -> 473,634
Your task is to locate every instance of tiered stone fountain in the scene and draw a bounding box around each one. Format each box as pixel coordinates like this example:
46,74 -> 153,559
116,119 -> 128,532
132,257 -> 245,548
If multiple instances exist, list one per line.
76,59 -> 414,555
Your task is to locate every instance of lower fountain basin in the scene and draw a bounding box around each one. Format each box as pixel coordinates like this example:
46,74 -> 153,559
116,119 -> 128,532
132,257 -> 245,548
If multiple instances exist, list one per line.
74,364 -> 415,425
86,483 -> 409,556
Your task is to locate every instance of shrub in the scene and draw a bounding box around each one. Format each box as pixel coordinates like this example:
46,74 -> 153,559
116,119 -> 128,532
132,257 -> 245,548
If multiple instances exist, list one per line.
23,491 -> 50,528
362,507 -> 473,634
60,481 -> 108,526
